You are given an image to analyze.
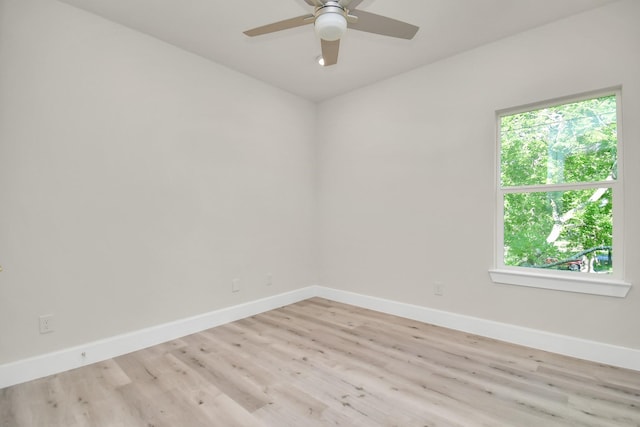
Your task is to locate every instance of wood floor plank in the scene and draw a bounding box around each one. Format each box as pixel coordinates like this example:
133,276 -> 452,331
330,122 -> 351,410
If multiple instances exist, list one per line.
2,297 -> 640,426
170,341 -> 271,413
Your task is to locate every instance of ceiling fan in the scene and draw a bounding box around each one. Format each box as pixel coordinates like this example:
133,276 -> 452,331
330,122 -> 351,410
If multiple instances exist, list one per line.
243,0 -> 419,66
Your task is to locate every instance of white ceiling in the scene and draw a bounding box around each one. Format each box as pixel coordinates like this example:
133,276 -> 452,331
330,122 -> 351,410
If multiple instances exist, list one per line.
57,0 -> 617,102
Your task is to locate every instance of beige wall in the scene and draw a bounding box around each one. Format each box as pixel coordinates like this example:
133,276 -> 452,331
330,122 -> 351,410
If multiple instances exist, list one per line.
317,0 -> 640,349
0,0 -> 318,364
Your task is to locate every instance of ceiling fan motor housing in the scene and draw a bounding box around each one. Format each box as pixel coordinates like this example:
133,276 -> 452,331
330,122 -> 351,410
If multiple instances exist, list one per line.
314,2 -> 347,41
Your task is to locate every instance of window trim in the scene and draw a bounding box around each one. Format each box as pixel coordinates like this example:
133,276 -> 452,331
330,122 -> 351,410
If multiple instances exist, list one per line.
488,269 -> 631,297
490,88 -> 631,298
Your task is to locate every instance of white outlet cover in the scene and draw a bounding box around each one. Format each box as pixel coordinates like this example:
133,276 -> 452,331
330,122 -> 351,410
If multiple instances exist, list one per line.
39,314 -> 54,334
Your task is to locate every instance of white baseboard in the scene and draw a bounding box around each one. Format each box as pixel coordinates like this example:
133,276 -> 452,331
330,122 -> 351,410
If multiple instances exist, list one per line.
0,287 -> 315,389
2,285 -> 638,389
314,286 -> 640,372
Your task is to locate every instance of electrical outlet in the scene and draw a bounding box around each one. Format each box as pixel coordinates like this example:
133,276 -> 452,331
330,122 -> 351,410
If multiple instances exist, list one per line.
434,282 -> 444,296
39,314 -> 54,334
266,273 -> 273,286
232,278 -> 240,293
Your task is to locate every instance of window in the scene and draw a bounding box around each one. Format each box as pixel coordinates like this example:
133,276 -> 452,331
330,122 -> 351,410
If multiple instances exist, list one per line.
490,89 -> 631,297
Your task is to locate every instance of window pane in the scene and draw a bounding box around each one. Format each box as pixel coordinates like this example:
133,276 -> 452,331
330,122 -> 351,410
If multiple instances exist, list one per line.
500,95 -> 617,187
503,188 -> 612,273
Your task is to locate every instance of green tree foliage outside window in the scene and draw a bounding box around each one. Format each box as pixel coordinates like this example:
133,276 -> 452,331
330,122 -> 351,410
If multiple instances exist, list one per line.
499,94 -> 617,273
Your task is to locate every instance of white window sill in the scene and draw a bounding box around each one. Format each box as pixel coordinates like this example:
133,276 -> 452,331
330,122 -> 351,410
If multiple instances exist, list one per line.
489,269 -> 631,298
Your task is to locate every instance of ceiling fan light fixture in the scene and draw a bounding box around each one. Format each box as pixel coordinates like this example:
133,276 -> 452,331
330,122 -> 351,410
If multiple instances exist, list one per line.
314,12 -> 347,41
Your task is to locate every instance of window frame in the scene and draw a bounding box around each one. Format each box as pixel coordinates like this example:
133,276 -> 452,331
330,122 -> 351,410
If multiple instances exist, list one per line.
489,88 -> 631,297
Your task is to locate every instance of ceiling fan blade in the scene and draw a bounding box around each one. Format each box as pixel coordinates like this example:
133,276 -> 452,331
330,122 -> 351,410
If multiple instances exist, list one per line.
348,10 -> 418,39
244,14 -> 314,37
321,39 -> 340,66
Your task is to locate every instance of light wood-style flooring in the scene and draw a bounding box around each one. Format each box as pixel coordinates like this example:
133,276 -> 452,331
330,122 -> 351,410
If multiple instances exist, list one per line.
2,297 -> 639,426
